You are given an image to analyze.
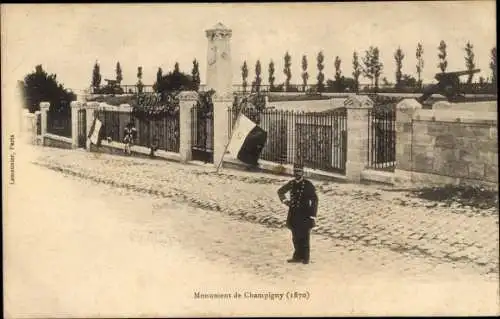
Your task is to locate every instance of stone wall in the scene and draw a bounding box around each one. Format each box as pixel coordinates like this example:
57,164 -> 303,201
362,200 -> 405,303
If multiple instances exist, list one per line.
43,134 -> 73,149
432,100 -> 497,112
395,101 -> 498,188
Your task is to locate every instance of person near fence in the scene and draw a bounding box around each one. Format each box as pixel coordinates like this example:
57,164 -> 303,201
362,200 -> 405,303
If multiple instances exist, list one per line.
123,121 -> 137,155
277,163 -> 318,264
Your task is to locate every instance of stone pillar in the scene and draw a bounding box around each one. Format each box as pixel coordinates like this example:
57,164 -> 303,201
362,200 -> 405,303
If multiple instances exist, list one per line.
344,95 -> 373,182
34,110 -> 41,135
393,99 -> 422,185
213,93 -> 233,168
33,110 -> 41,145
40,102 -> 50,144
85,102 -> 99,150
178,91 -> 198,163
70,101 -> 81,149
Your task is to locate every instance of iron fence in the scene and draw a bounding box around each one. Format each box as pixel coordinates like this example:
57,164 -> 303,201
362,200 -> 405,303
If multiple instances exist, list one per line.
367,107 -> 396,171
77,109 -> 87,148
191,105 -> 214,163
121,85 -> 155,94
47,110 -> 72,138
137,116 -> 180,153
96,110 -> 123,142
227,107 -> 347,174
96,109 -> 180,153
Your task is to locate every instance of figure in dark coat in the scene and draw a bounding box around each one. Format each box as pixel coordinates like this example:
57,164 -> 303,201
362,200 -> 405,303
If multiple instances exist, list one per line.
277,163 -> 318,264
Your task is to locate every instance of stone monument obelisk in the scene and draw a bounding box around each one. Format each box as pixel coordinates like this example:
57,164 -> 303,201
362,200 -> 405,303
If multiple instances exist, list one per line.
205,22 -> 233,96
205,22 -> 233,168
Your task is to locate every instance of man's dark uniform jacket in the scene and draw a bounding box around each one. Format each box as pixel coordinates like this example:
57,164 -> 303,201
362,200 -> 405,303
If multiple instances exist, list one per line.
277,178 -> 318,229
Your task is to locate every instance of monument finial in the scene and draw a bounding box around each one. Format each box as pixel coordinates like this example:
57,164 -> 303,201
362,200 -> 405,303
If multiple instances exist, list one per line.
205,22 -> 232,39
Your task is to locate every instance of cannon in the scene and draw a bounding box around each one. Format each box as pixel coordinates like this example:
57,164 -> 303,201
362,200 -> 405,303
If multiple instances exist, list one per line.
417,69 -> 480,104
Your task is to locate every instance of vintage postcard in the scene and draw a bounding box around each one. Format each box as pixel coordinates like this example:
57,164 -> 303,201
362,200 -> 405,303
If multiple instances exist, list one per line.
2,2 -> 498,317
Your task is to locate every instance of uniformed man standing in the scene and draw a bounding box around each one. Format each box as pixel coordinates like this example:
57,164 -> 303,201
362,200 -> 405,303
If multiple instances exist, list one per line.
277,163 -> 318,264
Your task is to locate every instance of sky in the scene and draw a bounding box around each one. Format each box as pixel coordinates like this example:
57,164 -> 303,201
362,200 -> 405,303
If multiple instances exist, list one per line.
2,2 -> 497,95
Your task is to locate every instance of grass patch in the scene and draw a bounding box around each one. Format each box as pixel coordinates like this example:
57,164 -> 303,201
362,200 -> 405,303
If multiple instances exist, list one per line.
267,94 -> 332,102
411,184 -> 499,210
87,94 -> 137,106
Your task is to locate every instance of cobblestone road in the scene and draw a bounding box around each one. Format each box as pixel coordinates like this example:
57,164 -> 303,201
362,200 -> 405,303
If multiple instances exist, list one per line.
31,146 -> 499,278
5,144 -> 499,316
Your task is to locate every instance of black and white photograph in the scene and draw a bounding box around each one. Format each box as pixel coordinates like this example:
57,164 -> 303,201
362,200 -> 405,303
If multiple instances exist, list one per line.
2,2 -> 498,317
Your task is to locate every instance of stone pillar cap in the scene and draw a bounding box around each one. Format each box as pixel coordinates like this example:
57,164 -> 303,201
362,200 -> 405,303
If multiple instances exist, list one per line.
343,95 -> 373,108
213,92 -> 234,102
178,91 -> 199,101
205,22 -> 232,38
98,102 -> 115,111
40,102 -> 50,109
70,101 -> 82,108
86,102 -> 100,109
396,98 -> 422,110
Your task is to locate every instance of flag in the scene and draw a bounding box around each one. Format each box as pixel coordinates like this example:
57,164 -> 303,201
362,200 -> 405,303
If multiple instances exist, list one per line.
227,114 -> 267,165
88,117 -> 103,145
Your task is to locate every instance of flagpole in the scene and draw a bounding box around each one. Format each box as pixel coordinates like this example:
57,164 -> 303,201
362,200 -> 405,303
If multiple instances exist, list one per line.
215,96 -> 246,173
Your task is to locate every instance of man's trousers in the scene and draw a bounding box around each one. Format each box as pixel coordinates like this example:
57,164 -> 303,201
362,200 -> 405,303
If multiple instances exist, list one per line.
291,226 -> 310,262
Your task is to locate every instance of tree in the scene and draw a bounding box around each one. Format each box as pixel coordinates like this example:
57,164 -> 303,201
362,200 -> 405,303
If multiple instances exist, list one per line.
362,46 -> 384,90
332,56 -> 344,92
283,52 -> 292,91
137,66 -> 143,94
301,55 -> 309,91
490,46 -> 497,85
154,67 -> 163,92
241,61 -> 249,93
400,74 -> 417,88
334,56 -> 342,81
116,62 -> 123,84
352,51 -> 361,92
464,41 -> 476,84
341,77 -> 357,92
394,47 -> 405,88
137,66 -> 143,81
92,61 -> 102,90
327,76 -> 356,93
438,40 -> 448,73
191,59 -> 201,91
157,67 -> 163,82
174,62 -> 180,74
154,69 -> 196,94
268,60 -> 275,90
254,60 -> 262,92
372,47 -> 383,90
416,43 -> 424,88
316,51 -> 325,92
21,64 -> 76,113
